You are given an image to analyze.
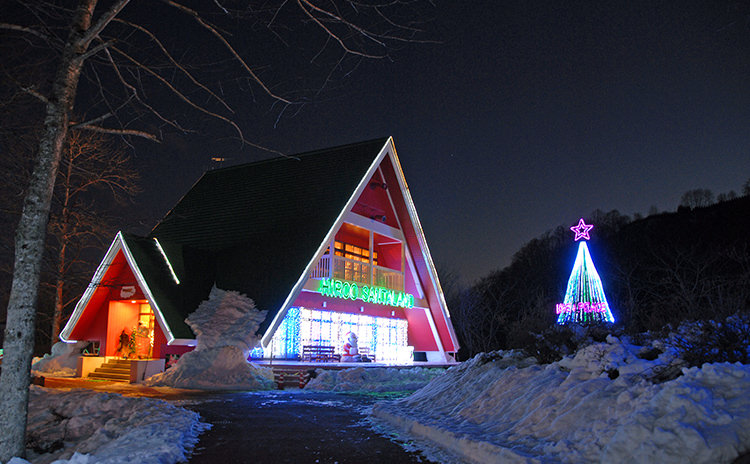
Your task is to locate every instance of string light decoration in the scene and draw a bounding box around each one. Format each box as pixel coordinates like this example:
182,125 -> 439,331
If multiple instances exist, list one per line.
556,219 -> 615,325
270,306 -> 409,362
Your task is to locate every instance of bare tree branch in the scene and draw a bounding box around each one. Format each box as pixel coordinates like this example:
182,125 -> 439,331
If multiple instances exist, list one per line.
77,0 -> 131,49
0,22 -> 51,41
296,0 -> 385,58
162,0 -> 293,105
111,44 -> 248,141
71,124 -> 160,142
74,39 -> 115,63
20,86 -> 50,104
102,47 -> 193,134
112,18 -> 235,114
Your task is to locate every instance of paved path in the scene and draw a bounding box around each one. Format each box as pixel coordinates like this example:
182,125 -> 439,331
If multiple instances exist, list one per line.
175,390 -> 435,464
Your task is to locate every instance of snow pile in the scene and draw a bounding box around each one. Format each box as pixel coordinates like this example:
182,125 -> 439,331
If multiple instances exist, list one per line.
145,287 -> 274,390
10,385 -> 208,464
31,341 -> 88,377
372,337 -> 750,464
145,345 -> 274,390
305,366 -> 448,392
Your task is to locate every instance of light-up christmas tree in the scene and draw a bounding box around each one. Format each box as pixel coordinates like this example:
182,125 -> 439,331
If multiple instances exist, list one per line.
556,218 -> 615,325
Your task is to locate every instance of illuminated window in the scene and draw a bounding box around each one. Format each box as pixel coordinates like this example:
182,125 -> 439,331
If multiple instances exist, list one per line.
270,307 -> 409,363
327,240 -> 377,265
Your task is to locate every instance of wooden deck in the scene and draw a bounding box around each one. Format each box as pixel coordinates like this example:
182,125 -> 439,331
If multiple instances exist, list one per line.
258,360 -> 456,389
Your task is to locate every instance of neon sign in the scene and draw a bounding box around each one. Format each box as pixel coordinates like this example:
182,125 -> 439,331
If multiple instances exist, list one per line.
317,279 -> 415,308
556,302 -> 608,314
570,218 -> 593,241
555,219 -> 615,324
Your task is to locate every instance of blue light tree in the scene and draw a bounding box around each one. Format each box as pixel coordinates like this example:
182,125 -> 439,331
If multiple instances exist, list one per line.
556,219 -> 615,325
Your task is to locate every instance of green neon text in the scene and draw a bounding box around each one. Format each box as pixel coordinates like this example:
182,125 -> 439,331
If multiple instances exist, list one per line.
317,279 -> 415,309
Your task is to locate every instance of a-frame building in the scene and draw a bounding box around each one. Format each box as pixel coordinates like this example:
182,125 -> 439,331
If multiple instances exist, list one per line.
61,137 -> 459,364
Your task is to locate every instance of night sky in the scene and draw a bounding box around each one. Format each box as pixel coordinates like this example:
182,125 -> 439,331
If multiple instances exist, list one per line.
133,1 -> 750,284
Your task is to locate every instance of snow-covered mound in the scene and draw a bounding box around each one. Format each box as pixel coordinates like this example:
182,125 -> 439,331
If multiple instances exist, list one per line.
9,385 -> 209,464
305,366 -> 447,393
372,337 -> 750,464
145,287 -> 274,390
145,345 -> 274,390
185,286 -> 266,355
31,341 -> 87,377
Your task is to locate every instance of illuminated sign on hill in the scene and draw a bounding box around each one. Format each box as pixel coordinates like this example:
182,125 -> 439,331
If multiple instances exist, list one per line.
317,278 -> 415,309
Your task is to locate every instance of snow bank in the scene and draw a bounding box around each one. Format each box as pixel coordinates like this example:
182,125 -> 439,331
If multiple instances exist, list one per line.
305,366 -> 447,392
145,345 -> 274,390
10,385 -> 208,464
145,287 -> 274,390
31,342 -> 88,377
372,338 -> 750,464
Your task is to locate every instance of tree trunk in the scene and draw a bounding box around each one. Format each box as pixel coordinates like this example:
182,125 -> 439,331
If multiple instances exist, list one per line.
51,242 -> 67,345
0,1 -> 96,460
51,151 -> 73,346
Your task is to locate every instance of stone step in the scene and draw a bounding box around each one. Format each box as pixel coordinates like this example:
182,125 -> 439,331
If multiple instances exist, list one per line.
94,367 -> 130,375
86,358 -> 133,382
88,371 -> 130,382
106,359 -> 132,366
100,362 -> 131,369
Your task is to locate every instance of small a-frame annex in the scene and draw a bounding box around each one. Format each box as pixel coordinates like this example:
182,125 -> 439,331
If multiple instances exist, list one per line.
61,137 -> 459,364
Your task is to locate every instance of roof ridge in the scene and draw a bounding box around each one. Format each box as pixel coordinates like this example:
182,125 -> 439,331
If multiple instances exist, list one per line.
204,137 -> 390,175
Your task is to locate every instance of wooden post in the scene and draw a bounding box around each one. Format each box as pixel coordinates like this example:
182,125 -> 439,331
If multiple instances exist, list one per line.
369,230 -> 374,285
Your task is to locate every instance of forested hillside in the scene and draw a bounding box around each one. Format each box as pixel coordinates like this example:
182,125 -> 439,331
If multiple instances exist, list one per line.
449,195 -> 750,359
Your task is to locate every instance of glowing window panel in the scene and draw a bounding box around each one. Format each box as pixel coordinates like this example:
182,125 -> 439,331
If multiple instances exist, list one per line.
318,278 -> 414,308
270,307 -> 409,363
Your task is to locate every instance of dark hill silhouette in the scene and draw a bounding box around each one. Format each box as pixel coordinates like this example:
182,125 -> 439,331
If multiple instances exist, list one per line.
449,196 -> 750,358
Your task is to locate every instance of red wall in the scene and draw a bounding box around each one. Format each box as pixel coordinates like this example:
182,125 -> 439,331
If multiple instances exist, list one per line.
351,169 -> 399,229
405,307 -> 438,351
152,323 -> 168,359
379,156 -> 458,353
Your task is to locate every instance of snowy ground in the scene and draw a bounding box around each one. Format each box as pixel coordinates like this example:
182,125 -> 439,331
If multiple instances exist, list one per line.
9,386 -> 209,464
370,336 -> 750,464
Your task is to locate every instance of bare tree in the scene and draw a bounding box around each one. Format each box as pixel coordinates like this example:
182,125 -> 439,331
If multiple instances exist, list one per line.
47,131 -> 139,345
679,188 -> 715,209
0,0 -> 432,458
0,127 -> 138,351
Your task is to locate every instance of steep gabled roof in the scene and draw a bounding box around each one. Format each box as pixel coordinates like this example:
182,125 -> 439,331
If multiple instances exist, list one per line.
60,232 -> 209,343
149,138 -> 390,330
152,138 -> 389,250
119,234 -> 214,339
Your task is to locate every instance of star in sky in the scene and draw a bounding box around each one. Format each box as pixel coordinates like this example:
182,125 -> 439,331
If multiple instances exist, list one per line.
570,218 -> 593,241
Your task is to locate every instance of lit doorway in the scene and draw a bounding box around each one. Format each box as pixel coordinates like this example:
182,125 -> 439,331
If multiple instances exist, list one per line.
135,303 -> 155,359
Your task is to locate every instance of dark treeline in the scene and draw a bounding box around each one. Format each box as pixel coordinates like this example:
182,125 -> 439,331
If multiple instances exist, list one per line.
449,195 -> 750,360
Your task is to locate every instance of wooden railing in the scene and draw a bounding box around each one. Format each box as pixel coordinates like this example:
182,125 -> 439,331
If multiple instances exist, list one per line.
310,255 -> 331,279
374,266 -> 403,290
311,255 -> 404,291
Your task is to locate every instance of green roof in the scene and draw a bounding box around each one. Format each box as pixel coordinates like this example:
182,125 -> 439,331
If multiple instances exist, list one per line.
141,138 -> 389,336
121,234 -> 214,339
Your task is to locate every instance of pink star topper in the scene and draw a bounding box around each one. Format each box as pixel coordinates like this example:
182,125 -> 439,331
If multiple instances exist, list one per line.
570,218 -> 593,241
